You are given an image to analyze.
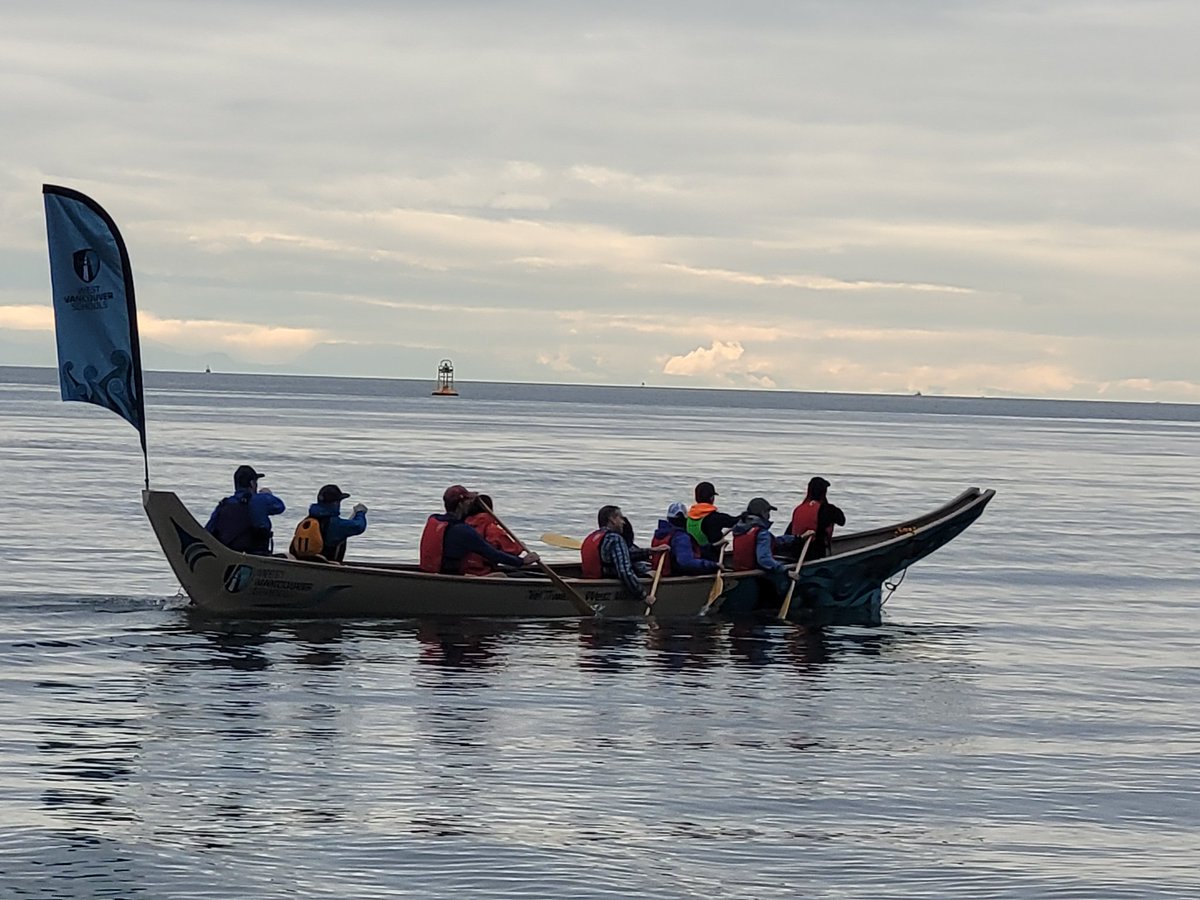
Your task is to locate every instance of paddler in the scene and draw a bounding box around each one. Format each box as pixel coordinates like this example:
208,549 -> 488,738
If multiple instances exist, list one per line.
784,476 -> 845,560
686,481 -> 740,559
418,485 -> 540,575
205,464 -> 286,555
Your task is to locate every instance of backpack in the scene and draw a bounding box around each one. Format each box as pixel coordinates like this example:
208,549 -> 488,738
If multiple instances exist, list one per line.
290,516 -> 326,559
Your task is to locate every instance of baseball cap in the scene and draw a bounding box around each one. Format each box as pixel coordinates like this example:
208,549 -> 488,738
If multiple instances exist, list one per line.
808,476 -> 831,491
443,484 -> 478,506
747,497 -> 777,518
234,464 -> 265,487
667,501 -> 688,519
318,484 -> 351,503
695,480 -> 718,502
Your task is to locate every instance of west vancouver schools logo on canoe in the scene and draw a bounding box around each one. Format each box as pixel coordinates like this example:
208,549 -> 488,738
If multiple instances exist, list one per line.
223,564 -> 254,594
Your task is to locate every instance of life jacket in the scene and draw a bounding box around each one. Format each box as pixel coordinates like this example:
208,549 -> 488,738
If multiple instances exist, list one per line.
650,531 -> 674,577
790,499 -> 834,550
461,512 -> 522,576
580,529 -> 606,579
209,495 -> 272,554
686,502 -> 718,546
419,515 -> 454,574
731,526 -> 763,571
290,516 -> 327,560
789,500 -> 819,536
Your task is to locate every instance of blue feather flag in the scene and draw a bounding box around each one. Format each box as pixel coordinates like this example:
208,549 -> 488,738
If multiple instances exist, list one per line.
44,184 -> 149,486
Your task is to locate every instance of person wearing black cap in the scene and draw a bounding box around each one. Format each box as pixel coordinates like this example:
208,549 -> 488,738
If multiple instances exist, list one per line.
291,484 -> 368,562
729,496 -> 797,599
418,484 -> 539,575
685,481 -> 740,558
785,477 -> 845,560
204,464 -> 287,554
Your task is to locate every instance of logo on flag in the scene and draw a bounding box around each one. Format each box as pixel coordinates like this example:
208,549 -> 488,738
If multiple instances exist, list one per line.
72,248 -> 100,283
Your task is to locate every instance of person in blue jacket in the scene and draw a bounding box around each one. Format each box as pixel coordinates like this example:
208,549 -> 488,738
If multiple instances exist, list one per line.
302,483 -> 369,562
730,497 -> 798,599
652,502 -> 721,575
205,464 -> 286,554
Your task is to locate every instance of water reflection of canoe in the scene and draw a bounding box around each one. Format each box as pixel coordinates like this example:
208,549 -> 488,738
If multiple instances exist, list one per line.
143,487 -> 993,621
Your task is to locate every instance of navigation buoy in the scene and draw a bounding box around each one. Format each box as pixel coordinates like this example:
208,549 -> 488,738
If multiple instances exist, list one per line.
432,359 -> 459,396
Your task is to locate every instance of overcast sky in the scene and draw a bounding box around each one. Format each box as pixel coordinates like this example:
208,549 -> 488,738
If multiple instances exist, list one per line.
3,1 -> 1199,400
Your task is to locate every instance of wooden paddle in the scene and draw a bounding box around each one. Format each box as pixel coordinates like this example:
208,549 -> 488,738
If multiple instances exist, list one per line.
777,531 -> 815,621
540,532 -> 582,550
478,501 -> 595,616
644,548 -> 668,616
699,538 -> 731,617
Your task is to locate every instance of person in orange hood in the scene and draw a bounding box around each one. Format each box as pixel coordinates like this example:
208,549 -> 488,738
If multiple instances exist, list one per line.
685,481 -> 740,559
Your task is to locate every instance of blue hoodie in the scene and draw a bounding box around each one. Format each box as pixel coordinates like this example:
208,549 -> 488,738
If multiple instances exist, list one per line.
205,487 -> 286,553
651,519 -> 720,575
731,513 -> 792,573
306,501 -> 368,558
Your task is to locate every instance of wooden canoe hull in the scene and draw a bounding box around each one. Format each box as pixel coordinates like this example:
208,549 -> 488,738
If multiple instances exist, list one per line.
143,490 -> 736,618
142,487 -> 993,621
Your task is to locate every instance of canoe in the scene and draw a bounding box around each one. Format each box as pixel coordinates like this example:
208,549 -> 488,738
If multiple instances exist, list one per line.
143,487 -> 994,621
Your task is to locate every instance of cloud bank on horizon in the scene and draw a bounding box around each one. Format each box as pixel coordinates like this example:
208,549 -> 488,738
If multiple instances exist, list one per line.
3,1 -> 1199,400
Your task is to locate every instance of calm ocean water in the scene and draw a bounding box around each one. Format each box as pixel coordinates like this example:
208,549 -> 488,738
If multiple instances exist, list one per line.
1,365 -> 1197,898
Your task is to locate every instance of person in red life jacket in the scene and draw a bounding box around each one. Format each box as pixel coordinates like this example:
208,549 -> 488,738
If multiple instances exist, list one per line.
784,476 -> 845,560
419,484 -> 539,575
205,464 -> 286,555
303,483 -> 368,562
580,505 -> 662,604
651,501 -> 721,576
730,497 -> 798,599
461,493 -> 525,576
686,481 -> 740,559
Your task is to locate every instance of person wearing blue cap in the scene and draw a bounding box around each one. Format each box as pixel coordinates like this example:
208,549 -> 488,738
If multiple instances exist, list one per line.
204,464 -> 287,554
651,501 -> 722,576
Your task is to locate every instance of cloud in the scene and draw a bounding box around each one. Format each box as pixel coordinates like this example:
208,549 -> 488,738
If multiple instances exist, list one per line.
536,350 -> 580,373
6,2 -> 1200,400
140,315 -> 321,362
660,340 -> 782,388
661,263 -> 973,294
0,305 -> 52,330
1098,378 -> 1200,402
0,304 -> 320,365
662,340 -> 745,376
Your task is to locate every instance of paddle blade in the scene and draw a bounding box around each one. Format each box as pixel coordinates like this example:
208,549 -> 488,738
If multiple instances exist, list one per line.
540,532 -> 582,550
778,533 -> 813,620
705,570 -> 724,606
